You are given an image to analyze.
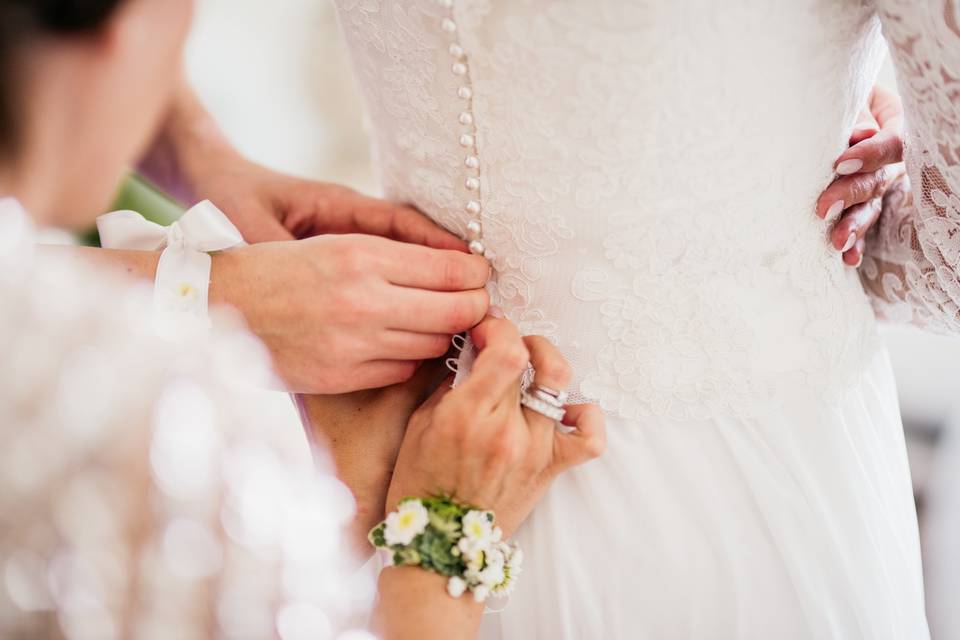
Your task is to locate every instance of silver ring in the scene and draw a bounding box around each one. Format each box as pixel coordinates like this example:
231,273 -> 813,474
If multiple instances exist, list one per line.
530,384 -> 568,406
520,391 -> 566,422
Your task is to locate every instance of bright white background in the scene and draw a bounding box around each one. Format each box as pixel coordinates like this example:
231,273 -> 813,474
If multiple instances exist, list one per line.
185,2 -> 960,636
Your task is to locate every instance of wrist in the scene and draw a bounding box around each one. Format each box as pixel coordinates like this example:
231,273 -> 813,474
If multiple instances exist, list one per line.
375,566 -> 482,640
370,496 -> 523,604
208,248 -> 244,310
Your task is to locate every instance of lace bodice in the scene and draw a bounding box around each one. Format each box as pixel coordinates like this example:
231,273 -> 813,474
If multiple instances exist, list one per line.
861,0 -> 960,331
0,200 -> 374,639
334,0 -> 909,420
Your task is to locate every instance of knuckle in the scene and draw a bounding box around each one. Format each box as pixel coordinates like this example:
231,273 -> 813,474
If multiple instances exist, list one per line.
584,434 -> 607,459
341,295 -> 376,324
439,256 -> 466,290
488,431 -> 519,462
444,300 -> 475,332
393,362 -> 418,384
495,343 -> 530,372
427,335 -> 451,357
336,244 -> 368,276
871,169 -> 888,198
537,357 -> 572,385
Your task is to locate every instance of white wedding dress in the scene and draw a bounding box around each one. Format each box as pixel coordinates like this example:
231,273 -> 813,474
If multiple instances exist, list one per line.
333,1 -> 959,637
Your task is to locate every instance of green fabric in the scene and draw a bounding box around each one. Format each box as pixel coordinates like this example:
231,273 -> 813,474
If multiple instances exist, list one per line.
79,173 -> 184,247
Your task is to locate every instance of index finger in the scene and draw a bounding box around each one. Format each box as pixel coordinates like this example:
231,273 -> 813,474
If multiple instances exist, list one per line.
834,129 -> 903,176
330,191 -> 469,252
456,316 -> 529,407
370,202 -> 471,252
384,242 -> 491,291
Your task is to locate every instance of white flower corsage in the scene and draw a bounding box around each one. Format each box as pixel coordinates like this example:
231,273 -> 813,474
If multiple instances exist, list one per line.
369,496 -> 522,603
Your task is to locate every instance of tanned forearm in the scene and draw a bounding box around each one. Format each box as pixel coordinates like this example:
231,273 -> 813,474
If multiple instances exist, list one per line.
39,245 -> 242,311
375,567 -> 483,640
39,245 -> 160,281
138,78 -> 241,204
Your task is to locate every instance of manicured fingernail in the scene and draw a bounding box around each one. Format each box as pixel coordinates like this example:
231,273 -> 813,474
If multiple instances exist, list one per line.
841,233 -> 857,252
825,200 -> 844,221
836,159 -> 863,175
852,126 -> 877,136
853,254 -> 863,268
489,306 -> 505,318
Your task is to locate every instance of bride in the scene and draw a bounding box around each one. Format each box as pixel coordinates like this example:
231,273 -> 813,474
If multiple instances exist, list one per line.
306,1 -> 956,638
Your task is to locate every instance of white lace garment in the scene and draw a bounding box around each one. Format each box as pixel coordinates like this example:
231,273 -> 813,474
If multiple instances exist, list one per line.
331,1 -> 950,638
0,200 -> 375,640
335,0 -> 959,423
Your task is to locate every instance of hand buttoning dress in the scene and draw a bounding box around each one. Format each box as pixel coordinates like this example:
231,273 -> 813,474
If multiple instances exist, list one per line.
333,0 -> 959,637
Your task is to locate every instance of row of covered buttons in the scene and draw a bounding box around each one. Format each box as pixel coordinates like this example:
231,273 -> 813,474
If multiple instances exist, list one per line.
439,5 -> 485,257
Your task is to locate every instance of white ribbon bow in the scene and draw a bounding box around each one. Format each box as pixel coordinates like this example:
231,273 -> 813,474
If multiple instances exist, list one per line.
97,199 -> 244,253
97,200 -> 245,326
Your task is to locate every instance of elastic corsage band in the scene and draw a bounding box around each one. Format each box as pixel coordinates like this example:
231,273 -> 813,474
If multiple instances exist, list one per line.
370,496 -> 522,603
97,200 -> 245,326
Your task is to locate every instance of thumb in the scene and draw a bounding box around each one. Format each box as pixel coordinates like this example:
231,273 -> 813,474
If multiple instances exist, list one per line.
849,108 -> 879,145
233,206 -> 296,243
551,403 -> 606,473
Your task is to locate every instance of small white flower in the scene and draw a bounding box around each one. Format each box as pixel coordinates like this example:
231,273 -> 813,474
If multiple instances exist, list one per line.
447,576 -> 468,598
459,540 -> 486,572
492,543 -> 523,596
485,544 -> 505,568
507,544 -> 523,570
384,499 -> 429,545
478,563 -> 505,588
472,584 -> 490,603
462,510 -> 494,544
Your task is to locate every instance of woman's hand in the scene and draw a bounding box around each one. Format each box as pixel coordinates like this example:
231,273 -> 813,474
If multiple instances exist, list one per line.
374,316 -> 604,640
210,234 -> 489,393
815,84 -> 905,266
386,315 -> 606,537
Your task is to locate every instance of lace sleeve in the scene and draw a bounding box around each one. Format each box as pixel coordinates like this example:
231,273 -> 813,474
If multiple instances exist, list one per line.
860,0 -> 960,331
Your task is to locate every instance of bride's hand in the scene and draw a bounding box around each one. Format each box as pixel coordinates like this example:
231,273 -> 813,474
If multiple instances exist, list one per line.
210,234 -> 489,393
815,84 -> 905,266
386,315 -> 606,537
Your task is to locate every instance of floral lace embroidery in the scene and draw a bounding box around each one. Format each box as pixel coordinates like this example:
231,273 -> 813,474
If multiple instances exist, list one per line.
334,0 -> 909,421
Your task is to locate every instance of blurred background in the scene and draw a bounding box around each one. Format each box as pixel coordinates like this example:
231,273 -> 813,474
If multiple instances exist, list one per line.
181,2 -> 960,637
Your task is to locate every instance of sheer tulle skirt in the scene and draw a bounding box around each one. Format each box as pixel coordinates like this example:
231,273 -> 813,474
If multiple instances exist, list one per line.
479,348 -> 929,639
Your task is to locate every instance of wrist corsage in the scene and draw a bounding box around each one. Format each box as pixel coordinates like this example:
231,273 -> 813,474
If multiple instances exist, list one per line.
369,496 -> 522,603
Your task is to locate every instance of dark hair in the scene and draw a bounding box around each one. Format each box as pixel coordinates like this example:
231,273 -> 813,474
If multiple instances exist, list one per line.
0,0 -> 125,153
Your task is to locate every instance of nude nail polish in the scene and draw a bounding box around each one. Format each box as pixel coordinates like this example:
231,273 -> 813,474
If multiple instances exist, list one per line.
825,200 -> 844,221
836,159 -> 863,175
841,233 -> 857,252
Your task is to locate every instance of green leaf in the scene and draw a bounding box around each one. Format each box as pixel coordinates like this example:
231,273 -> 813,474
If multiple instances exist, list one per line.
369,524 -> 387,548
